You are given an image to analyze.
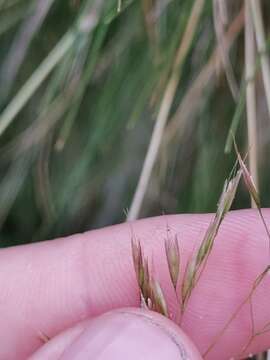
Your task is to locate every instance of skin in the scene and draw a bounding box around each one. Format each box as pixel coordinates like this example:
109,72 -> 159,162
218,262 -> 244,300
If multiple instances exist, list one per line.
29,309 -> 203,359
1,209 -> 270,359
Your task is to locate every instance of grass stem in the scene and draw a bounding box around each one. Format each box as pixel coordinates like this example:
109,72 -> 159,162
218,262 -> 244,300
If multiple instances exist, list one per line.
249,0 -> 270,119
127,0 -> 205,221
245,1 -> 259,208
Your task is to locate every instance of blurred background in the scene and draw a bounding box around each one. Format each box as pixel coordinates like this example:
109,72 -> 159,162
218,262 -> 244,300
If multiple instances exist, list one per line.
0,0 -> 269,247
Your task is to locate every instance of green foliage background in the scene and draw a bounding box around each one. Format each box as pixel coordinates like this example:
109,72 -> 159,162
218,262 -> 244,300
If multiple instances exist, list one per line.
0,0 -> 269,246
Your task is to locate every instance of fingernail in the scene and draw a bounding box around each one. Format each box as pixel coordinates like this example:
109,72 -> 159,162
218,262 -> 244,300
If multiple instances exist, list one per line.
60,308 -> 202,359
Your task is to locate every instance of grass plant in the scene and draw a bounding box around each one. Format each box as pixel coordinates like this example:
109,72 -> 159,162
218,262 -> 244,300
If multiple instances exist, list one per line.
1,1 -> 270,358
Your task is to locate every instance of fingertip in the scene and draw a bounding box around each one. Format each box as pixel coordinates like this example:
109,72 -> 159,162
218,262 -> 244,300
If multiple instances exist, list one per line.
59,308 -> 202,359
31,308 -> 202,359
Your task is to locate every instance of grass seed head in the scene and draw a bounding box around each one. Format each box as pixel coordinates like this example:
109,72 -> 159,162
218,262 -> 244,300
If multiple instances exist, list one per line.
237,153 -> 260,208
150,278 -> 169,317
182,257 -> 196,306
165,235 -> 180,290
131,237 -> 169,317
181,169 -> 241,311
142,256 -> 151,299
131,237 -> 143,287
131,238 -> 150,303
233,137 -> 260,207
217,169 -> 242,218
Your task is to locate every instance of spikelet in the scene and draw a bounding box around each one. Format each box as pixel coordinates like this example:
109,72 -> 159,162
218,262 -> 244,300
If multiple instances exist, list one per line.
165,235 -> 180,290
181,170 -> 242,310
131,237 -> 169,317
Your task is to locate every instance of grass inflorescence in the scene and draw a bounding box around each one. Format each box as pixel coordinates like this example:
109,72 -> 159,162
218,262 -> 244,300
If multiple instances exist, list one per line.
1,2 -> 270,359
131,147 -> 270,358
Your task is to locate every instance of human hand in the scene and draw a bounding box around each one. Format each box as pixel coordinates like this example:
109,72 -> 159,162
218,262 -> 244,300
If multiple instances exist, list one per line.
1,209 -> 270,359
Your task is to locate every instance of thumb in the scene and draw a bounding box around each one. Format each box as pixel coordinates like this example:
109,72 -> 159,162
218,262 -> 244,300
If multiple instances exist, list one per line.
30,308 -> 202,359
